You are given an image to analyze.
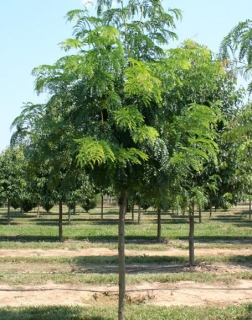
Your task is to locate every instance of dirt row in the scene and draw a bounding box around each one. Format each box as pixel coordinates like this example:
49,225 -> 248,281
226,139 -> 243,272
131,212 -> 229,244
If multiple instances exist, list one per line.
0,280 -> 251,307
0,247 -> 251,307
0,247 -> 251,257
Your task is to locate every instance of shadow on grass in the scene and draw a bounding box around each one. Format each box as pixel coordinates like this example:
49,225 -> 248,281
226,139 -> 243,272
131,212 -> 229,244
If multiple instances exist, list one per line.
0,235 -> 59,242
178,236 -> 252,244
234,222 -> 252,228
70,255 -> 189,274
73,235 -> 158,243
33,218 -> 122,226
0,234 -> 159,243
210,215 -> 249,223
73,254 -> 188,265
228,255 -> 252,266
0,305 -> 110,320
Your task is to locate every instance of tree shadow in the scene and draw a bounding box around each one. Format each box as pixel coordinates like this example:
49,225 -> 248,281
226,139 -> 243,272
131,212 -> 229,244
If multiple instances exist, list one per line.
0,234 -> 159,243
34,218 -> 120,226
71,255 -> 188,274
0,235 -> 58,242
0,305 -> 110,320
234,222 -> 252,228
210,215 -> 248,223
178,236 -> 252,244
228,255 -> 252,266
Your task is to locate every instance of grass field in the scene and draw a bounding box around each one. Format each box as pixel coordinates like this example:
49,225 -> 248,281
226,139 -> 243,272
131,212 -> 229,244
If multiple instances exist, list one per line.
0,203 -> 251,319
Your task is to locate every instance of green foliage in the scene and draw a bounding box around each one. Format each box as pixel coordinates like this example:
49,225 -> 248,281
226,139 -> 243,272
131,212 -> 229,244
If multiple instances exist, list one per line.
76,138 -> 116,169
220,19 -> 252,92
124,59 -> 163,106
41,199 -> 55,213
113,105 -> 144,131
21,199 -> 37,213
80,194 -> 98,212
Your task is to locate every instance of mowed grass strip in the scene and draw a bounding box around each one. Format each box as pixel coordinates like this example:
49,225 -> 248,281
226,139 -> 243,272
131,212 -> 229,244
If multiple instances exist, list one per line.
0,210 -> 251,245
0,304 -> 251,320
0,254 -> 252,265
1,270 -> 252,286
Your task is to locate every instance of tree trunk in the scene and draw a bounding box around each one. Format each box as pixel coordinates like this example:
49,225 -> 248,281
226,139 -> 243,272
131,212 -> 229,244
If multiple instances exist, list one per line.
7,198 -> 11,225
198,205 -> 202,224
68,206 -> 71,225
101,194 -> 104,221
59,200 -> 63,242
131,204 -> 134,222
249,199 -> 251,221
189,204 -> 195,266
118,190 -> 127,320
37,203 -> 40,219
157,207 -> 162,242
137,205 -> 141,224
209,198 -> 212,218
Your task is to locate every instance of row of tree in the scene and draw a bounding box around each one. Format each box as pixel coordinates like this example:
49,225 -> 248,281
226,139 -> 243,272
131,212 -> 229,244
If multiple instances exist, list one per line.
1,1 -> 252,319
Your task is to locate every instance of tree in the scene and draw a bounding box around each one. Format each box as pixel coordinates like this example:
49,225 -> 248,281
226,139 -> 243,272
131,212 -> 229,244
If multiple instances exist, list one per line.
0,147 -> 27,224
19,2 -> 182,319
223,102 -> 252,217
157,41 -> 242,265
11,2 -> 182,318
220,19 -> 252,92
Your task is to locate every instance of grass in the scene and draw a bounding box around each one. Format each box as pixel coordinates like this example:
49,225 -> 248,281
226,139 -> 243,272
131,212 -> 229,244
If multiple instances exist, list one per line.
0,304 -> 251,320
0,207 -> 251,247
0,252 -> 252,266
0,204 -> 251,319
1,270 -> 252,286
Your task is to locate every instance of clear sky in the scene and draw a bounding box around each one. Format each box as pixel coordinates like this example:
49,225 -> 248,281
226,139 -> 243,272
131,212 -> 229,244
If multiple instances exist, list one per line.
1,0 -> 252,151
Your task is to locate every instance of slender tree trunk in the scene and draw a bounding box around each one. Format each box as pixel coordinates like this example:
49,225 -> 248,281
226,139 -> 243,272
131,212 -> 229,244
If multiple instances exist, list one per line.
189,203 -> 195,266
118,190 -> 127,320
59,200 -> 63,242
131,204 -> 134,222
157,207 -> 162,242
68,206 -> 71,225
7,198 -> 11,225
37,203 -> 40,219
249,199 -> 251,221
137,205 -> 141,224
209,199 -> 212,218
198,205 -> 202,224
73,204 -> 76,215
101,194 -> 104,221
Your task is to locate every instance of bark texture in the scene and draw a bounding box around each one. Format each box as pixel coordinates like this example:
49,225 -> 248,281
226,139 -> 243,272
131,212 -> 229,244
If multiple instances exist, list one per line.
118,190 -> 127,320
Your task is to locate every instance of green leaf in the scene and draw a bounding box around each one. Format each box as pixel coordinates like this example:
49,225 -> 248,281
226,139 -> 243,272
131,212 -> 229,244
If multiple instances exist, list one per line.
113,105 -> 144,131
115,147 -> 148,165
75,138 -> 115,169
132,125 -> 159,144
124,59 -> 162,106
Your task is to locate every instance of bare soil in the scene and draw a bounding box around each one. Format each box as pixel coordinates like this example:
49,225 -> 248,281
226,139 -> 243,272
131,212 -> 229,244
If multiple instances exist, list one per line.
0,247 -> 252,308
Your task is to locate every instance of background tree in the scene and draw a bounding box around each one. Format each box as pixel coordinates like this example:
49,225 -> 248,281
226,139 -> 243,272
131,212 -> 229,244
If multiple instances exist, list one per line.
0,147 -> 27,224
220,19 -> 252,92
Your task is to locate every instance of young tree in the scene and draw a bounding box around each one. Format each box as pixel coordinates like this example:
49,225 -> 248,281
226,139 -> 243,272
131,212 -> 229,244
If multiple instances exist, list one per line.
12,2 -> 182,319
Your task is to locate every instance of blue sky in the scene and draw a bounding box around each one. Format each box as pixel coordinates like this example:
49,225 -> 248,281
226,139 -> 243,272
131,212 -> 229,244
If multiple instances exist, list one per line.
1,0 -> 252,151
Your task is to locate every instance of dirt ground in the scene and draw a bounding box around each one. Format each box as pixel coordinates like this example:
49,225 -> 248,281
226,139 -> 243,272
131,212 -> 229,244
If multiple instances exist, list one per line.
0,247 -> 251,308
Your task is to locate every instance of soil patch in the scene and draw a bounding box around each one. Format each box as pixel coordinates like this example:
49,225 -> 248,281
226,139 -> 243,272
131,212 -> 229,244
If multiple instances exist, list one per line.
0,280 -> 251,307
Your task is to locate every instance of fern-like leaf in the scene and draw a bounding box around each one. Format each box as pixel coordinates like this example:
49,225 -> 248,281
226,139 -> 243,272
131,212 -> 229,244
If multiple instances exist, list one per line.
75,137 -> 115,168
